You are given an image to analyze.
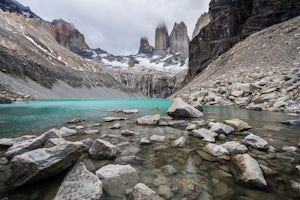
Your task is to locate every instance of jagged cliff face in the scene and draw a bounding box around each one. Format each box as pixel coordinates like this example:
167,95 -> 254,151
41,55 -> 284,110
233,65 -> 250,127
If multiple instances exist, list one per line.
154,24 -> 170,55
169,22 -> 190,58
187,0 -> 300,82
51,19 -> 90,58
192,12 -> 211,39
138,37 -> 154,55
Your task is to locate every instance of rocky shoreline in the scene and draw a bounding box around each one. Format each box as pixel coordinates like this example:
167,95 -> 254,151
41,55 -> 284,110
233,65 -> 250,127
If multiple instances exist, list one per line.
0,99 -> 299,199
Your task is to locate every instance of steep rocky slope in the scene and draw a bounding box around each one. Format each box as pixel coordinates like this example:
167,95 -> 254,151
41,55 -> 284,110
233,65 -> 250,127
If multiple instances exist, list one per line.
0,11 -> 140,100
0,0 -> 38,18
186,0 -> 300,82
172,16 -> 300,113
192,12 -> 211,39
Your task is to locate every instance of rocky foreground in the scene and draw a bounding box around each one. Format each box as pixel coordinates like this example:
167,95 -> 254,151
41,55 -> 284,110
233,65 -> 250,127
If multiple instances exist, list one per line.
0,99 -> 299,199
173,16 -> 300,113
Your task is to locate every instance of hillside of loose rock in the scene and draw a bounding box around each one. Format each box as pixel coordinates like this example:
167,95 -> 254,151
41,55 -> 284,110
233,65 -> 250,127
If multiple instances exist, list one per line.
172,16 -> 300,113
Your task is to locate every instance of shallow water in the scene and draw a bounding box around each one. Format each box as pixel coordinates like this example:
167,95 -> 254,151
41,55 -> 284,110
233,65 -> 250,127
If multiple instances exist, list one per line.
1,99 -> 300,199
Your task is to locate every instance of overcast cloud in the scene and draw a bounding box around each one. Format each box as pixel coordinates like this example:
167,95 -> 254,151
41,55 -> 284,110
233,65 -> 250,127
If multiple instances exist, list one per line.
18,0 -> 209,55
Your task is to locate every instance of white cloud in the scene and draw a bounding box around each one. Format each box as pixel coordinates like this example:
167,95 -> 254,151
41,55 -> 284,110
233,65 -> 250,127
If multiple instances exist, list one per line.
18,0 -> 209,55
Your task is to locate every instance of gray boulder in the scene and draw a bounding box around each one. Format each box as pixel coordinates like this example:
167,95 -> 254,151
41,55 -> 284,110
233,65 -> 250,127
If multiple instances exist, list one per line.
167,98 -> 203,118
168,120 -> 188,128
171,137 -> 186,147
5,129 -> 61,160
191,128 -> 218,142
0,135 -> 36,148
132,183 -> 163,200
121,130 -> 136,136
8,141 -> 83,189
54,162 -> 103,200
231,154 -> 267,188
203,143 -> 229,157
137,114 -> 160,125
44,138 -> 67,148
221,141 -> 248,154
242,134 -> 269,150
89,139 -> 118,160
96,164 -> 139,198
59,127 -> 77,137
84,130 -> 100,134
209,122 -> 234,135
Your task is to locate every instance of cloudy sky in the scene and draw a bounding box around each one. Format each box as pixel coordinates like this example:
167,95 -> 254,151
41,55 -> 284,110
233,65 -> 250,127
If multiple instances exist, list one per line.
18,0 -> 210,55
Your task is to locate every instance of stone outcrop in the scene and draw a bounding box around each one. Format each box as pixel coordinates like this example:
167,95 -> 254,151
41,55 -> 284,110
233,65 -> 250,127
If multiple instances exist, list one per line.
169,22 -> 190,58
51,19 -> 90,57
138,37 -> 154,55
96,164 -> 140,198
154,24 -> 170,55
54,162 -> 103,200
167,98 -> 203,118
187,0 -> 300,82
8,141 -> 83,189
192,12 -> 211,39
0,0 -> 39,18
231,154 -> 267,188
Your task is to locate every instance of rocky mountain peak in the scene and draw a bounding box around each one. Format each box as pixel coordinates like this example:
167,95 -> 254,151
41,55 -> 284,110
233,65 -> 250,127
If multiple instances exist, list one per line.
51,19 -> 90,57
0,0 -> 39,18
192,12 -> 211,39
154,24 -> 170,55
138,37 -> 154,55
169,21 -> 190,58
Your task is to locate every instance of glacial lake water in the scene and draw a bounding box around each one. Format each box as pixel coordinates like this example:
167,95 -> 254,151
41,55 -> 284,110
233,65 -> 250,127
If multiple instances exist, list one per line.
1,98 -> 300,200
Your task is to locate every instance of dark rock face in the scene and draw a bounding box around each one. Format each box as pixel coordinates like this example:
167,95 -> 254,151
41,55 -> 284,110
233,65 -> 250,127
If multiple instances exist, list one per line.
192,12 -> 211,39
154,24 -> 170,55
187,0 -> 300,82
138,37 -> 154,55
169,22 -> 190,58
0,0 -> 39,18
52,19 -> 90,57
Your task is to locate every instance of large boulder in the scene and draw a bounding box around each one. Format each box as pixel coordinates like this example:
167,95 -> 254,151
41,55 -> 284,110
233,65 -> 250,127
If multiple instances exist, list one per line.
137,114 -> 160,125
167,98 -> 203,118
54,162 -> 103,200
221,141 -> 248,154
8,141 -> 83,189
231,154 -> 267,188
242,134 -> 269,150
5,129 -> 61,160
224,119 -> 252,131
96,164 -> 140,198
132,183 -> 163,200
89,139 -> 118,160
59,127 -> 77,137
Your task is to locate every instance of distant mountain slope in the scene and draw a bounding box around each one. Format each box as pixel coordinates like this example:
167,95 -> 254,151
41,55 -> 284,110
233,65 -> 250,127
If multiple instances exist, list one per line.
0,11 -> 141,100
172,16 -> 300,113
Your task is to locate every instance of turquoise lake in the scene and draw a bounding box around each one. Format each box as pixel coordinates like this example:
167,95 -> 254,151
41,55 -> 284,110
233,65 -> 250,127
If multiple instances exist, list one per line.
0,98 -> 299,138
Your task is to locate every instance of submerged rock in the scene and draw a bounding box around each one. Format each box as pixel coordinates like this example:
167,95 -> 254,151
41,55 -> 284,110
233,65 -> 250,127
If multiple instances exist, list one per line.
172,137 -> 186,147
203,143 -> 229,157
149,135 -> 165,142
231,154 -> 267,188
132,183 -> 163,200
84,130 -> 100,134
167,98 -> 203,118
168,120 -> 188,128
9,141 -> 83,189
54,162 -> 103,200
139,138 -> 152,145
96,164 -> 139,198
5,129 -> 61,160
103,117 -> 126,122
137,114 -> 160,125
121,129 -> 136,136
89,139 -> 118,159
242,134 -> 269,150
122,109 -> 139,114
